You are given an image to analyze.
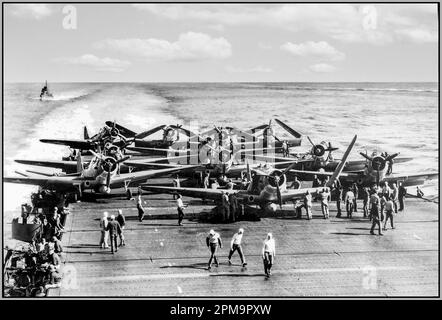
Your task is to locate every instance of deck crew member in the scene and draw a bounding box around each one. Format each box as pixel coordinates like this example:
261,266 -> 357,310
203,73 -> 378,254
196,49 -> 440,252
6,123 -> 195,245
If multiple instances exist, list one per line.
380,194 -> 387,222
294,199 -> 303,219
398,182 -> 407,211
52,236 -> 63,254
312,175 -> 321,188
106,215 -> 122,254
344,188 -> 355,218
226,179 -> 235,190
383,196 -> 395,231
303,191 -> 312,220
228,228 -> 247,267
172,175 -> 181,200
176,194 -> 186,226
46,246 -> 61,284
369,190 -> 380,220
220,191 -> 230,222
416,186 -> 424,198
352,183 -> 359,212
320,188 -> 330,219
229,193 -> 238,222
290,176 -> 301,189
369,192 -> 383,236
387,158 -> 394,175
262,233 -> 276,277
116,210 -> 126,247
202,172 -> 210,203
362,187 -> 370,218
381,182 -> 391,199
391,182 -> 399,213
282,140 -> 289,157
136,190 -> 145,222
206,229 -> 223,270
334,185 -> 343,218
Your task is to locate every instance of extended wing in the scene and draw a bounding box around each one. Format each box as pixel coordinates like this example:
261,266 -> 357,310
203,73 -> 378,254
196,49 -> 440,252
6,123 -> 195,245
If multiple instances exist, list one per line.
140,185 -> 238,200
110,165 -> 199,189
40,139 -> 97,150
15,159 -> 78,173
3,175 -> 81,192
290,169 -> 355,178
383,172 -> 438,187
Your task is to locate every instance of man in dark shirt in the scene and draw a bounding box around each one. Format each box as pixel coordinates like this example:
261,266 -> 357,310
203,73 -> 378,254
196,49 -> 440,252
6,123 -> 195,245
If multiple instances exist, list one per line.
106,215 -> 122,254
398,182 -> 407,211
334,186 -> 343,218
352,183 -> 359,212
116,210 -> 126,247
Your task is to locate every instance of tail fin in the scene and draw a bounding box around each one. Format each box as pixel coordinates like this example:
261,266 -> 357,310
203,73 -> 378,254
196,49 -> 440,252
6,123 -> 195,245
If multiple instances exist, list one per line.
76,153 -> 84,173
326,135 -> 357,188
84,126 -> 90,140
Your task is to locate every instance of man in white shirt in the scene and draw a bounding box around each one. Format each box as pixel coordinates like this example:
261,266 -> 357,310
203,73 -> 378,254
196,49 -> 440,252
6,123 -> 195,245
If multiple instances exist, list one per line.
262,233 -> 276,277
345,189 -> 355,218
206,229 -> 223,270
99,211 -> 109,249
228,228 -> 247,267
320,188 -> 331,219
176,194 -> 186,226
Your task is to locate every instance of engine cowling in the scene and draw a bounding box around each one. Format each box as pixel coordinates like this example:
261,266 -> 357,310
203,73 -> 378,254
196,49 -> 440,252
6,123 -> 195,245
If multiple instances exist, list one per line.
371,156 -> 386,171
101,157 -> 117,173
312,144 -> 326,157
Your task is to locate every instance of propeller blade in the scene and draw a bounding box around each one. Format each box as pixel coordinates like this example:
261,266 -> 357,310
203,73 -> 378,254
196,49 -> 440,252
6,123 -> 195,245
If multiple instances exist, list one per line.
359,152 -> 373,162
274,119 -> 302,138
385,152 -> 400,162
282,162 -> 298,175
89,149 -> 102,159
276,181 -> 282,209
106,170 -> 111,188
251,124 -> 269,131
116,155 -> 131,164
307,136 -> 316,147
246,160 -> 252,181
326,135 -> 357,188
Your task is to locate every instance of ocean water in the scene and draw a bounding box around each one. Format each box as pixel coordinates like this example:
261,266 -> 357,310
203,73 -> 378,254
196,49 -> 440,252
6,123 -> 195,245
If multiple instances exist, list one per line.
2,82 -> 439,215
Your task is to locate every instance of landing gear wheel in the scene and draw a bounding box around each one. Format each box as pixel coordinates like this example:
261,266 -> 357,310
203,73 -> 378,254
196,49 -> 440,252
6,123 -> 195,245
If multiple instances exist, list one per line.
126,188 -> 133,200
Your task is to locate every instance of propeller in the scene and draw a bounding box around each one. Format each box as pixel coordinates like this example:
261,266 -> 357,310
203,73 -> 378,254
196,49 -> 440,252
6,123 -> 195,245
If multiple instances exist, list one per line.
110,120 -> 119,138
326,142 -> 338,161
359,152 -> 399,172
265,170 -> 285,209
307,137 -> 338,158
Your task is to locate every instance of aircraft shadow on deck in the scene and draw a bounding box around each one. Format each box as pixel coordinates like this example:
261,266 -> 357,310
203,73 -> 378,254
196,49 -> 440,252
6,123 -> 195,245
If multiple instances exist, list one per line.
160,262 -> 209,270
208,273 -> 264,278
330,232 -> 372,236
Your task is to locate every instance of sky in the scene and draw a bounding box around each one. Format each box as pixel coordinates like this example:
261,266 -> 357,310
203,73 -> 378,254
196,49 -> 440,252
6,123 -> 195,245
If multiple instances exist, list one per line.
3,3 -> 439,82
